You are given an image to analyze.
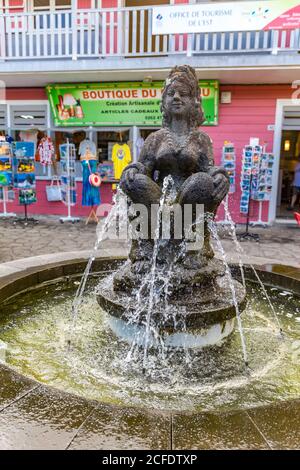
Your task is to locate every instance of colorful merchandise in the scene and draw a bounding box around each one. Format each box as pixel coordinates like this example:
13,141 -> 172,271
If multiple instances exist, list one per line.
99,162 -> 114,180
239,143 -> 273,213
0,142 -> 13,188
112,143 -> 132,189
38,136 -> 55,166
222,143 -> 236,193
13,142 -> 36,190
81,158 -> 101,206
19,189 -> 37,205
60,143 -> 77,206
239,144 -> 263,214
252,153 -> 274,202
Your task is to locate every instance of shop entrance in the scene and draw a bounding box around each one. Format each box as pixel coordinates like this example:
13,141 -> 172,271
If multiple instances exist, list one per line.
276,105 -> 300,220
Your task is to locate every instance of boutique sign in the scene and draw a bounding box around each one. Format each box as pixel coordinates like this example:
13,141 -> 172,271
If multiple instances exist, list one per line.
47,81 -> 219,127
152,1 -> 300,35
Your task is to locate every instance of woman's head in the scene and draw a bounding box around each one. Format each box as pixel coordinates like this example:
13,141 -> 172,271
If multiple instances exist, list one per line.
161,65 -> 204,128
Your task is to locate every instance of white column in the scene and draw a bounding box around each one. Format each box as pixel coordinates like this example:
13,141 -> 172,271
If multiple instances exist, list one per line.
132,126 -> 139,163
72,0 -> 78,60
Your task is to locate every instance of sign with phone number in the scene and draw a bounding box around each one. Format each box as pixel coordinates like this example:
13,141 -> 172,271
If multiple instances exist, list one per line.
47,81 -> 219,127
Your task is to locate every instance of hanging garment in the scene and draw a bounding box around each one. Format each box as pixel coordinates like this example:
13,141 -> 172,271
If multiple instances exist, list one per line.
79,139 -> 96,158
81,159 -> 101,207
38,137 -> 55,166
19,130 -> 38,146
136,137 -> 144,158
112,143 -> 132,189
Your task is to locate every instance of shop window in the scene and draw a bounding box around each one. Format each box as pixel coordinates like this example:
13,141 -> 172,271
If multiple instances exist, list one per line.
0,105 -> 7,131
0,1 -> 25,12
10,105 -> 47,131
30,0 -> 71,11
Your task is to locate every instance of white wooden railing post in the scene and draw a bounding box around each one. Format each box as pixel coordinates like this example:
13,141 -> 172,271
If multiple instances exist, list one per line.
187,33 -> 193,57
271,29 -> 279,55
0,9 -> 6,60
71,0 -> 77,60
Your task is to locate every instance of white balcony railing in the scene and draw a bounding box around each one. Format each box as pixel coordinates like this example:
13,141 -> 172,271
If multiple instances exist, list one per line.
0,7 -> 299,61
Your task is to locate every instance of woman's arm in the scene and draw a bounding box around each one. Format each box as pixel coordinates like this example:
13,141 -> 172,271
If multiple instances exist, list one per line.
120,133 -> 157,187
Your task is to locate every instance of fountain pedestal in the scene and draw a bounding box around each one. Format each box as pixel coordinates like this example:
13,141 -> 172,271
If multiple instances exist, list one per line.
97,257 -> 246,348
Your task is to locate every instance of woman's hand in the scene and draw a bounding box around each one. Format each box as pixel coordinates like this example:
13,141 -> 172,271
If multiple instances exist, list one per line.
209,167 -> 230,202
120,163 -> 146,191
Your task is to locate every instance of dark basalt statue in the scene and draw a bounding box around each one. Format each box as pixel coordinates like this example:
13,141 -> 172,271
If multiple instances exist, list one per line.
98,66 -> 246,335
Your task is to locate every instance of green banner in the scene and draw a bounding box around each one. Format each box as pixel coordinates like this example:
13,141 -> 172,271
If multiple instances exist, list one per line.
46,81 -> 219,127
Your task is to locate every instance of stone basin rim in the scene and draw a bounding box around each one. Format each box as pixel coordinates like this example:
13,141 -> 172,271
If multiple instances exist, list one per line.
0,251 -> 300,417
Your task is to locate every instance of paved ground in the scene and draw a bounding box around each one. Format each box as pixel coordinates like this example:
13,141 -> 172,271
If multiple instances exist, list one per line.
0,216 -> 299,267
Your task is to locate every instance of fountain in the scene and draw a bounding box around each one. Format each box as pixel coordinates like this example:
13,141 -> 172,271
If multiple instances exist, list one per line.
1,66 -> 300,449
97,65 -> 246,351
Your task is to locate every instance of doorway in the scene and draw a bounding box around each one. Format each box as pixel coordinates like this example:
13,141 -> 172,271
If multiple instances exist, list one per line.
276,130 -> 300,218
273,103 -> 300,221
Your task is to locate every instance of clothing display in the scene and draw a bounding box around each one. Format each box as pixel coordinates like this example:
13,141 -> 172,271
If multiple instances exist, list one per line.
38,136 -> 55,166
19,130 -> 38,146
79,139 -> 96,158
136,136 -> 144,158
112,143 -> 132,189
81,158 -> 101,206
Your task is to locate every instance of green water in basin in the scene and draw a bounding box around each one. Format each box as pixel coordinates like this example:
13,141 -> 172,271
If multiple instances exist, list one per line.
0,275 -> 299,413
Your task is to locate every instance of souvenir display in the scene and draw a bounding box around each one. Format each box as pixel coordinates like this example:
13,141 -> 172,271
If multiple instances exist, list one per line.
222,143 -> 236,193
239,144 -> 263,214
252,152 -> 274,202
0,142 -> 13,187
19,189 -> 37,205
60,142 -> 77,206
59,141 -> 80,223
99,162 -> 114,180
13,142 -> 36,190
0,141 -> 15,217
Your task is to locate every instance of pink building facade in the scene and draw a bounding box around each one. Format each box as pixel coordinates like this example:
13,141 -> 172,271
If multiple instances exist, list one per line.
0,0 -> 299,224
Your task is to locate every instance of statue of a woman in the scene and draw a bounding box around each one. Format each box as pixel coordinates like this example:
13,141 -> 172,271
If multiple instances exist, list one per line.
120,65 -> 229,271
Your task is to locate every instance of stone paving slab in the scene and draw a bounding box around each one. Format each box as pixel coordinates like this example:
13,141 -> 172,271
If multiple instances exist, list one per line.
0,386 -> 97,450
0,217 -> 300,268
0,365 -> 37,412
172,411 -> 270,450
68,405 -> 171,450
247,401 -> 300,450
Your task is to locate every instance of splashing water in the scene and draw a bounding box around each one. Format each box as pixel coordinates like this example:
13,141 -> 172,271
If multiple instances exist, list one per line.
69,189 -> 127,341
141,175 -> 176,371
208,217 -> 248,366
222,199 -> 246,289
222,200 -> 282,336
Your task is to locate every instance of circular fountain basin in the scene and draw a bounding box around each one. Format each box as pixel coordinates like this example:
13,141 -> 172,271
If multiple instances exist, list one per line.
0,255 -> 300,449
0,256 -> 299,415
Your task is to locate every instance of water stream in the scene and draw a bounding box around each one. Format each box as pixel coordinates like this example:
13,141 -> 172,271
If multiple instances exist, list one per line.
222,200 -> 282,335
208,217 -> 249,366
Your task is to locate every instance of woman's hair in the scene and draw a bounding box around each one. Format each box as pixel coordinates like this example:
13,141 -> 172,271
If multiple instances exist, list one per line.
161,65 -> 205,128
